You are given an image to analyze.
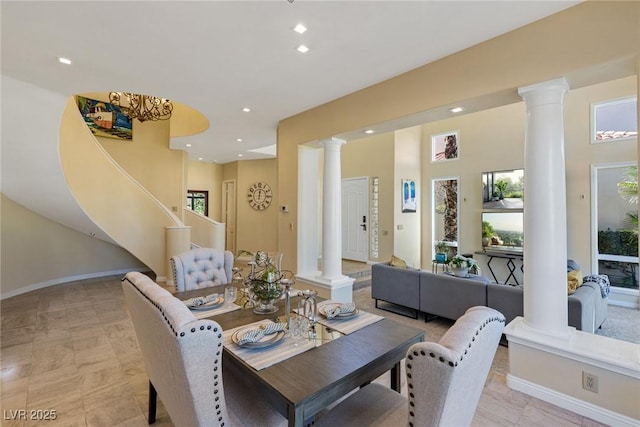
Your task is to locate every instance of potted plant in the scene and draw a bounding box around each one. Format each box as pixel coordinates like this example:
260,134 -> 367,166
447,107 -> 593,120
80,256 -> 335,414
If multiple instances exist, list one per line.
482,221 -> 494,247
434,241 -> 448,262
495,179 -> 508,200
448,254 -> 477,277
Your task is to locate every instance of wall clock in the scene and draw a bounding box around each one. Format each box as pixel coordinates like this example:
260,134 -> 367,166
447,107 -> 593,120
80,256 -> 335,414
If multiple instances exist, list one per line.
247,182 -> 273,210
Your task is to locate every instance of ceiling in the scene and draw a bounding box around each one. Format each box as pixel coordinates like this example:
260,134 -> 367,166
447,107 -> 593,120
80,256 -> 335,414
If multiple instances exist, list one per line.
1,1 -> 581,165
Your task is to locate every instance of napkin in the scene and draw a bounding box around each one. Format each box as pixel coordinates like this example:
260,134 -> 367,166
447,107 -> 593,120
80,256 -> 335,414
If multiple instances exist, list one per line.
183,293 -> 219,308
325,302 -> 356,319
238,323 -> 286,345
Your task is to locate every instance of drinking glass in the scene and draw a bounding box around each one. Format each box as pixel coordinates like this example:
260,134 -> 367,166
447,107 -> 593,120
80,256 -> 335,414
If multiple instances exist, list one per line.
289,315 -> 308,346
224,286 -> 237,304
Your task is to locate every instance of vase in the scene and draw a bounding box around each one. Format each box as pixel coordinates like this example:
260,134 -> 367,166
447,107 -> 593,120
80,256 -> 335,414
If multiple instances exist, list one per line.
253,297 -> 279,314
451,267 -> 469,277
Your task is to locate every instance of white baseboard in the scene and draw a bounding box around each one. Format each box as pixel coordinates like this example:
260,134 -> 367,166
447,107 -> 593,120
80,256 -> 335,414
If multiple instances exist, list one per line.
1,268 -> 148,300
507,374 -> 640,427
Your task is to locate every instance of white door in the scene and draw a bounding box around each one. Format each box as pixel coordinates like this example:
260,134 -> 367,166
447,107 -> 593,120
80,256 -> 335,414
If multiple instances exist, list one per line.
342,177 -> 369,262
222,180 -> 236,254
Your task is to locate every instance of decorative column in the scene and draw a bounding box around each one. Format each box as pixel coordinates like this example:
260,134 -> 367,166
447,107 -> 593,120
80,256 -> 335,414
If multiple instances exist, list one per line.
321,138 -> 346,279
518,78 -> 571,336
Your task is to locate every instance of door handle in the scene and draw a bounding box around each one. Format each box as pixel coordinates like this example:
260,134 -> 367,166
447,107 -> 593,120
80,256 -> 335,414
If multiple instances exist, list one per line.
361,215 -> 367,231
360,223 -> 367,231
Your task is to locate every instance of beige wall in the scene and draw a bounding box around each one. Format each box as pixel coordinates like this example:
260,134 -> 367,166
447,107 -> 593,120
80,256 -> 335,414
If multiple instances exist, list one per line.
1,194 -> 145,298
277,1 -> 640,271
99,119 -> 186,214
342,133 -> 396,262
186,160 -> 224,221
339,76 -> 636,278
234,159 -> 278,255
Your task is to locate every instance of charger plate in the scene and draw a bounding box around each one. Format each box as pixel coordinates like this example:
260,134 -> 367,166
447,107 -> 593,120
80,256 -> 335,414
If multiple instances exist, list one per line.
319,304 -> 359,319
190,297 -> 225,311
231,325 -> 285,349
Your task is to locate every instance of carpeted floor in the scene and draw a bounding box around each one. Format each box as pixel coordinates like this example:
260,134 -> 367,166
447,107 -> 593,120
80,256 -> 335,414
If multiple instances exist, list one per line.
594,304 -> 640,343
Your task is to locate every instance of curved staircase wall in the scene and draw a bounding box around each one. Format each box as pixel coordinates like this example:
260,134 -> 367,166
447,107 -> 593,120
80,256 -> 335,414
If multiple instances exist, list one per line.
59,96 -> 187,277
183,208 -> 226,251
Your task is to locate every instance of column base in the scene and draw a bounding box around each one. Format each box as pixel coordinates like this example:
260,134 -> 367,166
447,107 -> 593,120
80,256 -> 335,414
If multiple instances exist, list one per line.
504,317 -> 640,424
295,273 -> 355,302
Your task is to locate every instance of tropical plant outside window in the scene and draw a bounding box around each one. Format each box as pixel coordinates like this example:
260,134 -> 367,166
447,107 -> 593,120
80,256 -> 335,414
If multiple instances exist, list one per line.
187,190 -> 208,216
595,164 -> 638,290
591,96 -> 638,143
432,178 -> 458,259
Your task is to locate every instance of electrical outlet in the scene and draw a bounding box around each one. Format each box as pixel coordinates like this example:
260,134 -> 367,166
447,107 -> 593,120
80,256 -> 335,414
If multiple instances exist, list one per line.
582,371 -> 598,393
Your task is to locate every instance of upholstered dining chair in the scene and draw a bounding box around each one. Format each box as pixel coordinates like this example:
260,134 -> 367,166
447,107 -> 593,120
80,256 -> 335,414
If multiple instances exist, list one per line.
170,247 -> 234,292
314,306 -> 505,427
122,271 -> 286,426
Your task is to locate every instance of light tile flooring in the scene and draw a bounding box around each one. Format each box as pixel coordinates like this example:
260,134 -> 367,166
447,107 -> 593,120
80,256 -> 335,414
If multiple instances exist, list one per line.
1,273 -> 609,427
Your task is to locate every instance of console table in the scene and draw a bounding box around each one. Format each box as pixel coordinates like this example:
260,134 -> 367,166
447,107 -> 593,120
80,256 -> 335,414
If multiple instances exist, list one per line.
475,249 -> 523,285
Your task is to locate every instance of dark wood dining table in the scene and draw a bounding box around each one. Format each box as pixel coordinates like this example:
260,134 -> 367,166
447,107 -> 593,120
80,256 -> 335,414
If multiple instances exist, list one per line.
176,286 -> 425,427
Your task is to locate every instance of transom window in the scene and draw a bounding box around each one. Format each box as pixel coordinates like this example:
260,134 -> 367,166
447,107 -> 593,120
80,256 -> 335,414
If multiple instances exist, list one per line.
591,96 -> 637,143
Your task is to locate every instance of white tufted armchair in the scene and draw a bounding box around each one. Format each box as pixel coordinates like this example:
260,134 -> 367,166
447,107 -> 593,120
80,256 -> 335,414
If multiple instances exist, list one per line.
170,248 -> 234,292
314,306 -> 505,427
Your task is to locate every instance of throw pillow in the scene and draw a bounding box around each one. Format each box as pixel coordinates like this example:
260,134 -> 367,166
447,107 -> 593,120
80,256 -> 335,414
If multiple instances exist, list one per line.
583,274 -> 611,298
390,255 -> 408,269
567,259 -> 580,272
567,269 -> 583,294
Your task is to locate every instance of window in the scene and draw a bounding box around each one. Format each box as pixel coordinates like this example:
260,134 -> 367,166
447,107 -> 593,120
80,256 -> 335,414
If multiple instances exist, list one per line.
591,96 -> 638,143
432,177 -> 459,259
187,190 -> 208,216
592,163 -> 638,290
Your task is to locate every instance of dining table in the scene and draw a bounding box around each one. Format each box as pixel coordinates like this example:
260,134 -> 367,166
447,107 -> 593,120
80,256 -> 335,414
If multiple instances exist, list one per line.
175,286 -> 425,427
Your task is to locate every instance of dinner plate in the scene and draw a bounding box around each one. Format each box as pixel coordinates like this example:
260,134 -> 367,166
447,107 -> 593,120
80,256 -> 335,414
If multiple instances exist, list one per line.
231,325 -> 285,349
319,304 -> 359,319
190,297 -> 224,311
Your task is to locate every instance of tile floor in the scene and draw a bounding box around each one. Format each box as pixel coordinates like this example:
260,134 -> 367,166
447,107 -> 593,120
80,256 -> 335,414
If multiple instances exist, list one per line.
1,273 -> 609,426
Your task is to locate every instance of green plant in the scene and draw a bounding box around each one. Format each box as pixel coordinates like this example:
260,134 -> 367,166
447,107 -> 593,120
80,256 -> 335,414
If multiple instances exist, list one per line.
482,221 -> 494,238
434,241 -> 448,253
448,254 -> 477,269
495,179 -> 508,197
617,166 -> 638,231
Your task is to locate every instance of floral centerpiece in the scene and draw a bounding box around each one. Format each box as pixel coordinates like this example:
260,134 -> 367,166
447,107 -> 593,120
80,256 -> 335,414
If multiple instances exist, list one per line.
448,254 -> 478,277
239,251 -> 288,314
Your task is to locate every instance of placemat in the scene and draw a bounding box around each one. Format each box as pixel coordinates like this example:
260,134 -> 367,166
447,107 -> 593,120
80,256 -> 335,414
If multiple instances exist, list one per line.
308,301 -> 384,335
224,320 -> 315,371
191,302 -> 242,320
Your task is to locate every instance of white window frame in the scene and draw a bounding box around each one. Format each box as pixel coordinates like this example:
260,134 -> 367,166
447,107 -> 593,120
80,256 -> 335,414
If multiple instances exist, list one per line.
590,96 -> 638,144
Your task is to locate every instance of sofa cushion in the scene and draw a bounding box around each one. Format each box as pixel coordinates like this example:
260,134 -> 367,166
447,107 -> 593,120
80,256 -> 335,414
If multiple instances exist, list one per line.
371,262 -> 420,310
420,272 -> 489,321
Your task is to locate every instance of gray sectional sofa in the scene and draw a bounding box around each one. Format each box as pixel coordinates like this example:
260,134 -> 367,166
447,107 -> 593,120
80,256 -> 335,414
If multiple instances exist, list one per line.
371,262 -> 607,332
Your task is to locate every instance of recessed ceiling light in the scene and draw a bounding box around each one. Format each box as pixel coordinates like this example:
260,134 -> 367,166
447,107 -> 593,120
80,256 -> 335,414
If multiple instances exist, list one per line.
449,107 -> 464,113
186,143 -> 192,147
296,45 -> 309,54
198,157 -> 203,161
293,24 -> 307,34
364,129 -> 375,134
236,138 -> 243,142
242,107 -> 251,112
58,57 -> 71,65
238,154 -> 244,157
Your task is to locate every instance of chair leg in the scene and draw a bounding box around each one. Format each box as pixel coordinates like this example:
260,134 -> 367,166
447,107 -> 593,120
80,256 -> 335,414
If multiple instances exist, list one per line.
148,381 -> 157,424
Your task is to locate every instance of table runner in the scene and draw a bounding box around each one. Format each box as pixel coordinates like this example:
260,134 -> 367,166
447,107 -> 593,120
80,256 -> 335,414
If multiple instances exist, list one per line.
190,302 -> 242,320
224,320 -> 315,371
312,301 -> 384,335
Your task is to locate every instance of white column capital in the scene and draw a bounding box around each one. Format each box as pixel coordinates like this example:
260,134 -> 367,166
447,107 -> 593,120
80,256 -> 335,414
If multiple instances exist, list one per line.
319,137 -> 346,150
518,77 -> 569,103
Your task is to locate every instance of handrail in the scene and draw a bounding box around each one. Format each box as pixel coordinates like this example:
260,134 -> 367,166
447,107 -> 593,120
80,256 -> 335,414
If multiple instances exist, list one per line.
183,208 -> 225,251
59,96 -> 186,276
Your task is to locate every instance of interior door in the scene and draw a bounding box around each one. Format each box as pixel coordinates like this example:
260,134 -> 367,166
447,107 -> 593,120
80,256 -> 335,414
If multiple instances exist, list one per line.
342,177 -> 369,262
222,180 -> 236,254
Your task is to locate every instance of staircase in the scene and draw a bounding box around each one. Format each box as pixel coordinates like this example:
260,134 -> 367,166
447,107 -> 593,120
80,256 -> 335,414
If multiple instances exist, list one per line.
342,260 -> 372,290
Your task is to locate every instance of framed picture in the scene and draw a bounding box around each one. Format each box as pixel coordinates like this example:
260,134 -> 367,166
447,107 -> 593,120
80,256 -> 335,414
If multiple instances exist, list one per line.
402,179 -> 417,213
77,95 -> 133,140
431,131 -> 459,162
